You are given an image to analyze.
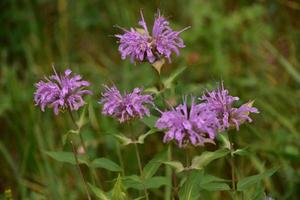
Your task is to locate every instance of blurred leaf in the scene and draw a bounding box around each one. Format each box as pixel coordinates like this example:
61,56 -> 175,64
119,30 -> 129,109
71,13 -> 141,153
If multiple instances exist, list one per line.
237,167 -> 279,191
178,171 -> 202,200
163,66 -> 187,89
141,116 -> 159,128
232,148 -> 250,156
112,174 -> 128,200
110,133 -> 133,146
91,158 -> 122,172
45,151 -> 89,165
152,58 -> 165,74
143,149 -> 168,179
144,176 -> 169,189
163,161 -> 184,173
88,183 -> 110,200
191,149 -> 230,170
77,105 -> 88,128
137,128 -> 158,144
217,133 -> 231,149
123,175 -> 143,190
200,182 -> 230,191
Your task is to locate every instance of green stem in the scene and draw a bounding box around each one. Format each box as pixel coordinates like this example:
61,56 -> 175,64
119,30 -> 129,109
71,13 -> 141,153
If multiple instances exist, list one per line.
228,133 -> 236,192
134,143 -> 149,200
67,109 -> 101,186
116,142 -> 125,176
70,140 -> 91,200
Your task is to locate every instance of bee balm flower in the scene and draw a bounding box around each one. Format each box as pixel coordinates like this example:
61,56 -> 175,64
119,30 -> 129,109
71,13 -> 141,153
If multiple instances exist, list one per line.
155,97 -> 219,147
115,10 -> 190,64
99,85 -> 154,123
34,67 -> 92,115
201,83 -> 259,131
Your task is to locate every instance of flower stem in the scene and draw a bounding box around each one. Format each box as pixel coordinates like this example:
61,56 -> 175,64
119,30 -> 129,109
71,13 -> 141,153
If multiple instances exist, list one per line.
228,133 -> 236,192
70,140 -> 91,200
134,143 -> 149,200
116,142 -> 125,176
67,108 -> 101,186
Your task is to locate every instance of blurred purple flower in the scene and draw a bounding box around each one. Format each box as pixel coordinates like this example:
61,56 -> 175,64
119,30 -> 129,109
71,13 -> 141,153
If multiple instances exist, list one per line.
201,83 -> 259,131
155,97 -> 219,147
99,85 -> 154,123
34,67 -> 92,115
115,10 -> 190,63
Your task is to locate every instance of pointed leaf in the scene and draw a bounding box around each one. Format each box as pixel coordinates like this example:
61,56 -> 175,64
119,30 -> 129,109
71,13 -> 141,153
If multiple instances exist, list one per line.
144,176 -> 169,189
91,158 -> 122,172
137,128 -> 158,144
141,116 -> 159,128
163,66 -> 187,89
163,161 -> 184,173
191,149 -> 230,170
237,167 -> 279,191
112,174 -> 128,200
88,183 -> 110,200
46,151 -> 89,165
143,149 -> 168,179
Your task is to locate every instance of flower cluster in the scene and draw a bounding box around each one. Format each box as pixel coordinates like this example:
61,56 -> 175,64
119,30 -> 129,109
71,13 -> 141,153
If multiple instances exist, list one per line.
155,84 -> 258,147
115,11 -> 189,64
99,85 -> 153,123
34,68 -> 92,115
156,97 -> 219,147
201,83 -> 259,131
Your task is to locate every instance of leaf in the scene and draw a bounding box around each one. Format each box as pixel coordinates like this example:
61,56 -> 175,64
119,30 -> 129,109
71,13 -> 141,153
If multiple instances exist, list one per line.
163,66 -> 187,89
232,148 -> 250,156
217,133 -> 231,149
112,174 -> 128,200
178,171 -> 202,200
137,128 -> 158,144
77,105 -> 88,128
200,182 -> 230,191
88,183 -> 110,200
46,151 -> 89,165
143,149 -> 168,179
122,175 -> 143,190
237,167 -> 279,191
110,133 -> 133,146
152,58 -> 165,74
141,116 -> 159,128
191,149 -> 230,170
163,161 -> 184,173
144,176 -> 169,189
91,158 -> 122,172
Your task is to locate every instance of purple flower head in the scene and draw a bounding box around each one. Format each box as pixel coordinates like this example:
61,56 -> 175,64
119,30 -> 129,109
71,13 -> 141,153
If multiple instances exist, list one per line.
99,85 -> 154,123
34,67 -> 92,115
115,10 -> 190,64
155,97 -> 219,148
201,83 -> 259,131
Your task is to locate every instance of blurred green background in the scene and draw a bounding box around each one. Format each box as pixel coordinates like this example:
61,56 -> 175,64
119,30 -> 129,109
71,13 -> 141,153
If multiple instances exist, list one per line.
1,0 -> 300,199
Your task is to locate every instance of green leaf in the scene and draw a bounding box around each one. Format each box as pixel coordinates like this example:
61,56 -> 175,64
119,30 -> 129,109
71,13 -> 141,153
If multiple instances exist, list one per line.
137,128 -> 158,144
178,171 -> 202,200
110,134 -> 133,146
232,148 -> 250,156
163,161 -> 184,173
200,182 -> 230,191
191,149 -> 230,170
88,183 -> 110,200
163,66 -> 187,89
141,116 -> 159,128
112,174 -> 128,200
45,151 -> 89,165
77,105 -> 88,128
237,167 -> 279,191
91,158 -> 122,172
217,133 -> 231,149
122,175 -> 143,190
143,149 -> 168,179
144,176 -> 169,189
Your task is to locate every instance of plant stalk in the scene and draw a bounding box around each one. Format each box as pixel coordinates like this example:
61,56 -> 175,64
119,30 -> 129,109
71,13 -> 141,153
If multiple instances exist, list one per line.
70,140 -> 91,200
134,142 -> 149,200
